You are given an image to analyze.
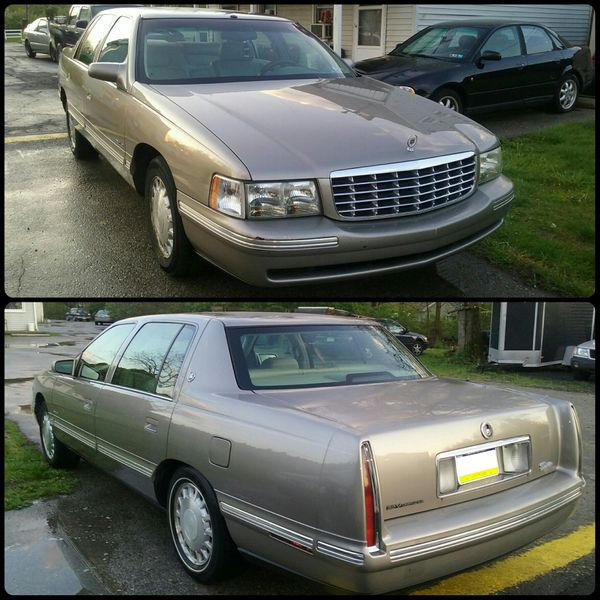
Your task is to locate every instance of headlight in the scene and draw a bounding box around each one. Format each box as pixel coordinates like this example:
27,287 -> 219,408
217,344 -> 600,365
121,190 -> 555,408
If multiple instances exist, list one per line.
574,347 -> 591,358
478,146 -> 503,184
246,180 -> 320,219
398,85 -> 415,93
209,175 -> 245,218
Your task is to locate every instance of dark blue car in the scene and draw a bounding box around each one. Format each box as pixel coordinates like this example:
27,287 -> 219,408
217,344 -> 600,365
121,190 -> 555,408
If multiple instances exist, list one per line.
354,20 -> 593,114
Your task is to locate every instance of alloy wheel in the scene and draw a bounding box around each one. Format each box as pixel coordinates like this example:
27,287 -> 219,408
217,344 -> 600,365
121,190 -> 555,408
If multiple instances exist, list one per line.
150,176 -> 174,259
41,412 -> 55,460
559,79 -> 577,110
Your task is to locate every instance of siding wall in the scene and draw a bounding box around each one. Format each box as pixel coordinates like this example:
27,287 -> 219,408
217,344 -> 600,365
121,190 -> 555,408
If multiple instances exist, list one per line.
384,4 -> 416,53
415,4 -> 593,46
341,4 -> 354,58
274,3 -> 313,24
4,303 -> 43,332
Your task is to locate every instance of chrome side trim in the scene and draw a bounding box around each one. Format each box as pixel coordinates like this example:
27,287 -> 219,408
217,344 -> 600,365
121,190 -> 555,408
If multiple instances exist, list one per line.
96,436 -> 155,478
52,415 -> 95,449
330,152 -> 476,179
316,541 -> 365,566
389,485 -> 584,564
178,202 -> 339,251
220,502 -> 314,549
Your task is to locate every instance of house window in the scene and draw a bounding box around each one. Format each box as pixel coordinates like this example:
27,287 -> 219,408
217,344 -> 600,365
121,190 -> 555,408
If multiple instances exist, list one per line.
221,4 -> 239,10
314,4 -> 333,24
263,4 -> 276,15
5,302 -> 24,311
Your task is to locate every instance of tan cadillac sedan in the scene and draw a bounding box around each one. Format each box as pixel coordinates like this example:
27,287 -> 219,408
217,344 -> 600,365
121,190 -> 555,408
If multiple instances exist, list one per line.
57,7 -> 513,286
32,313 -> 584,593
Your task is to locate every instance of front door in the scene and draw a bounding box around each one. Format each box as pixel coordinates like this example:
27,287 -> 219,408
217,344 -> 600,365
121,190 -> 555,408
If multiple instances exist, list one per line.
353,5 -> 386,61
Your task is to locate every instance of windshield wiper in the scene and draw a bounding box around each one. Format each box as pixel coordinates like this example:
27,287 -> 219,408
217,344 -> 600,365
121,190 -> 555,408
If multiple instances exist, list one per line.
345,371 -> 396,384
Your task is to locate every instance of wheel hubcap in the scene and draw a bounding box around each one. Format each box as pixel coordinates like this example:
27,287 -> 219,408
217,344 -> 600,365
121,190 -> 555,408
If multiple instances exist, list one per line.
42,413 -> 55,459
173,482 -> 213,568
438,96 -> 458,111
413,344 -> 423,355
150,176 -> 174,259
559,80 -> 577,110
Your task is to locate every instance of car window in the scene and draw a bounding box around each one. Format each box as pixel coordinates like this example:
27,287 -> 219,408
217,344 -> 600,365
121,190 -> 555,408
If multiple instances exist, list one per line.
138,17 -> 353,83
521,25 -> 554,54
392,25 -> 488,61
37,19 -> 48,32
480,26 -> 522,58
68,6 -> 81,26
111,322 -> 186,395
78,6 -> 92,25
75,14 -> 115,65
228,324 -> 429,390
98,16 -> 132,63
78,323 -> 135,382
156,324 -> 196,398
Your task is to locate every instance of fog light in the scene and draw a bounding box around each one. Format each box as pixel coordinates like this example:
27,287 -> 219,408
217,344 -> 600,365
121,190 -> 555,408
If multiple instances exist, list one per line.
501,441 -> 529,473
438,457 -> 457,494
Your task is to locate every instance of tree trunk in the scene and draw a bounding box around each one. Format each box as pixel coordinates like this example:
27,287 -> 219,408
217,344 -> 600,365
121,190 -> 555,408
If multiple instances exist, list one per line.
457,303 -> 481,358
431,302 -> 442,346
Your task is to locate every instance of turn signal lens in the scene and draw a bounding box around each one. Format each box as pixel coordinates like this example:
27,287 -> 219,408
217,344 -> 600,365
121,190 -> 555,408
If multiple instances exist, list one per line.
209,175 -> 244,218
361,442 -> 378,548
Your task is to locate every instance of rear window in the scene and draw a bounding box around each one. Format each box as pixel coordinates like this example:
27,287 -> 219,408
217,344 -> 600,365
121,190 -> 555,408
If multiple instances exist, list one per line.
227,324 -> 429,390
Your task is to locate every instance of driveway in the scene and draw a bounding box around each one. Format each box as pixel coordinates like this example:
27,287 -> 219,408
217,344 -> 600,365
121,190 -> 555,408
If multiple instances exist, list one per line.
6,45 -> 595,298
4,321 -> 596,595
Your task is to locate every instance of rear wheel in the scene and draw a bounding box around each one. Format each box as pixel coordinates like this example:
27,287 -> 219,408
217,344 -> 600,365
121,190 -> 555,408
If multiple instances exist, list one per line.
25,41 -> 36,58
431,87 -> 463,113
146,157 -> 193,276
66,110 -> 97,159
168,467 -> 239,582
38,402 -> 80,468
553,74 -> 578,113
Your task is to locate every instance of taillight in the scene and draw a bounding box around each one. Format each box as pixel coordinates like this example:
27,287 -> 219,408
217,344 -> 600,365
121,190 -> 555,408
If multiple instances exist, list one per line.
361,442 -> 379,548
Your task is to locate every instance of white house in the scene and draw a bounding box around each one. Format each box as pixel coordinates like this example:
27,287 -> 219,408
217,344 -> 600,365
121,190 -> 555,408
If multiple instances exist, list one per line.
206,4 -> 593,61
4,302 -> 45,332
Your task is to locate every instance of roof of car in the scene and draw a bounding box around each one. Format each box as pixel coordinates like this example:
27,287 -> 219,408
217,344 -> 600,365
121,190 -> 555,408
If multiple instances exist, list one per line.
97,6 -> 288,21
430,19 -> 545,29
118,312 -> 374,327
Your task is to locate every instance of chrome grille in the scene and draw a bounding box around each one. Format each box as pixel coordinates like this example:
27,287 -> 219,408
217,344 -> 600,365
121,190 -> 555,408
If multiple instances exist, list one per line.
331,152 -> 477,219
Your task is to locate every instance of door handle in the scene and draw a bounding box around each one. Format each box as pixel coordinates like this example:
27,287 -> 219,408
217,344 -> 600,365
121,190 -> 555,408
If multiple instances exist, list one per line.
86,93 -> 92,101
144,420 -> 158,433
82,400 -> 93,412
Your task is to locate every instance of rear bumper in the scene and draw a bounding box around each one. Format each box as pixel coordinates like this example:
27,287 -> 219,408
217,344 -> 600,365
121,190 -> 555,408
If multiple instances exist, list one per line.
223,470 -> 583,594
178,175 -> 513,287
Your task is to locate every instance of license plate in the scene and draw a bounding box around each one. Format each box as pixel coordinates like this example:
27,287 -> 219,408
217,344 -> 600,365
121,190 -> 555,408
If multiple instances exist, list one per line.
455,448 -> 499,485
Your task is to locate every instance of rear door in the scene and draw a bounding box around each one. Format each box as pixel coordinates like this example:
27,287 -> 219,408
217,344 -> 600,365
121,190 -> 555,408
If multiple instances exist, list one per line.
467,25 -> 527,109
521,24 -> 565,102
94,322 -> 198,478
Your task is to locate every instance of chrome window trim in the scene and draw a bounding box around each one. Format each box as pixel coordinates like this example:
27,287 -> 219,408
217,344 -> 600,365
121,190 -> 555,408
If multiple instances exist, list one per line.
389,485 -> 583,564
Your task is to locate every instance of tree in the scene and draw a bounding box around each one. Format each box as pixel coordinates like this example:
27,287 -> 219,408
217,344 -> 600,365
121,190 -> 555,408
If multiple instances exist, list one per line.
456,302 -> 483,358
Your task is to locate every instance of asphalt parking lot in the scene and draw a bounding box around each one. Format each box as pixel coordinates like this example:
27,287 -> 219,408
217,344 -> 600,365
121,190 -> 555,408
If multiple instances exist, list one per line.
5,44 -> 595,299
4,321 -> 596,595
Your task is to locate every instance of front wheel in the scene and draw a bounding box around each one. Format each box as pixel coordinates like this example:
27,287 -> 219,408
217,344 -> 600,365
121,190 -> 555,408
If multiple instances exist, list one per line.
553,74 -> 578,113
146,157 -> 193,276
66,110 -> 97,159
431,87 -> 463,113
411,341 -> 425,355
25,41 -> 36,58
38,402 -> 80,468
168,467 -> 239,583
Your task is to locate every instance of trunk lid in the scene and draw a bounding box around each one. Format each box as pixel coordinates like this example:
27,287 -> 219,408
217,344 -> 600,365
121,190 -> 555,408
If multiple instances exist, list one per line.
256,377 -> 560,518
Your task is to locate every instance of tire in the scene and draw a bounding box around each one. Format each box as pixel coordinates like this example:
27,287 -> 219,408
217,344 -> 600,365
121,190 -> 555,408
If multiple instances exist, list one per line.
66,110 -> 97,159
573,369 -> 590,381
167,467 -> 239,583
553,73 -> 579,113
38,401 -> 80,468
25,41 -> 36,58
431,87 -> 463,113
146,156 -> 193,276
411,341 -> 425,356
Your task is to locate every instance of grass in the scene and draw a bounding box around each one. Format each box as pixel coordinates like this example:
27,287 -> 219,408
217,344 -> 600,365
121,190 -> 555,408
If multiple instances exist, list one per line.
419,347 -> 594,393
4,419 -> 78,511
473,121 -> 595,297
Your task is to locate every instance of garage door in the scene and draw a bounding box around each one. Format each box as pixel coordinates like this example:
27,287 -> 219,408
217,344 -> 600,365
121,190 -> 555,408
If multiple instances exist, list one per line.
415,4 -> 593,46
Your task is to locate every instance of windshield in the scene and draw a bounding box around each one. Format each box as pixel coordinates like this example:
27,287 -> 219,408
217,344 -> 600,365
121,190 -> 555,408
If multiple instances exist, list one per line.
227,324 -> 430,390
390,25 -> 488,61
137,17 -> 354,84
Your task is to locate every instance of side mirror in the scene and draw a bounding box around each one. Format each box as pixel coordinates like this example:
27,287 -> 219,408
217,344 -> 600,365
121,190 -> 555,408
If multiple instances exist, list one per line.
76,19 -> 88,29
88,62 -> 127,90
53,359 -> 74,375
479,50 -> 502,63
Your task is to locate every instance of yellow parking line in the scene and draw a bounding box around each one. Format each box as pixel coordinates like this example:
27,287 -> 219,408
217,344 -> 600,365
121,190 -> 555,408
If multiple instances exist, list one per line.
410,523 -> 595,595
5,133 -> 68,143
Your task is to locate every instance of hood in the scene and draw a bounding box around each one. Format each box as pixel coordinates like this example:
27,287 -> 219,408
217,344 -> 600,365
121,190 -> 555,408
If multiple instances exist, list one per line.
576,339 -> 595,350
149,76 -> 497,180
354,53 -> 461,84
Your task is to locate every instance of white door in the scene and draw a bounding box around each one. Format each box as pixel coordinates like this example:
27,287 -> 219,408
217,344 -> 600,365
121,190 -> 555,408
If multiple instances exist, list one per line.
353,5 -> 386,61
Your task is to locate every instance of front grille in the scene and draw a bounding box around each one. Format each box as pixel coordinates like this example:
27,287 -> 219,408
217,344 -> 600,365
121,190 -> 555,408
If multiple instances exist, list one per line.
331,152 -> 477,219
590,349 -> 596,360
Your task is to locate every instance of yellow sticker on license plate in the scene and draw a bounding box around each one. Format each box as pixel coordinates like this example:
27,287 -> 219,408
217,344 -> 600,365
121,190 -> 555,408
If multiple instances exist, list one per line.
455,448 -> 499,485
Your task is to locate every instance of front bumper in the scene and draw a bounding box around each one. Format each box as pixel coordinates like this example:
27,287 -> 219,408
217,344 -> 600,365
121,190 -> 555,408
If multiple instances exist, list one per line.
571,357 -> 595,372
179,175 -> 513,287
